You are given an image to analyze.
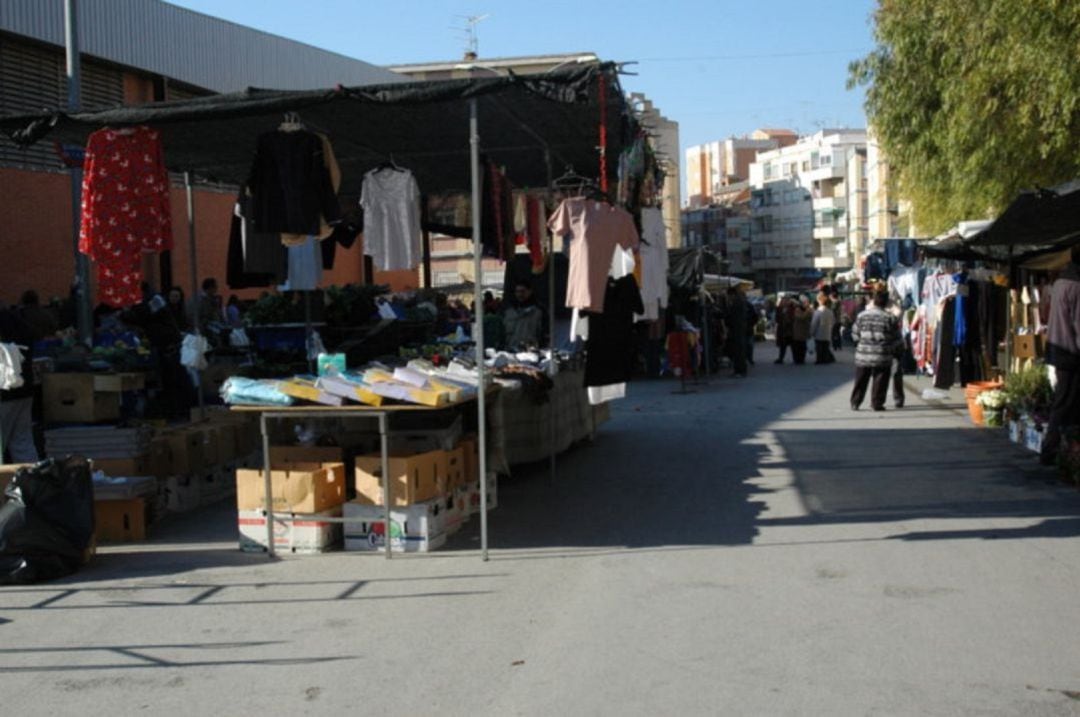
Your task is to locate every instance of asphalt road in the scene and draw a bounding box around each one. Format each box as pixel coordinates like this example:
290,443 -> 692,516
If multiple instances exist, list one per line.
2,347 -> 1080,716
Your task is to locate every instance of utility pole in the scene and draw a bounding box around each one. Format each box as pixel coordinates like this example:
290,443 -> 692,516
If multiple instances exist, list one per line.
65,0 -> 93,345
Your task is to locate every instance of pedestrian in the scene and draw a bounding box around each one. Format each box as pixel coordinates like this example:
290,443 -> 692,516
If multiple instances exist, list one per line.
18,289 -> 58,341
0,306 -> 39,463
850,291 -> 902,411
503,280 -> 543,349
195,277 -> 220,330
791,295 -> 812,365
830,288 -> 843,351
774,296 -> 795,364
811,292 -> 836,364
744,298 -> 758,366
888,297 -> 906,408
725,287 -> 748,377
225,295 -> 244,328
1040,245 -> 1080,466
166,286 -> 190,333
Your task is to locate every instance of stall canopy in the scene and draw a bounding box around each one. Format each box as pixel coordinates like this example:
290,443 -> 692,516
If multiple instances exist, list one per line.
964,180 -> 1080,262
668,246 -> 729,289
0,62 -> 634,194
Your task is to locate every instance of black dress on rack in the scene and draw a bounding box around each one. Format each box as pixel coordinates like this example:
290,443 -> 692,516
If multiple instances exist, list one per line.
584,275 -> 644,387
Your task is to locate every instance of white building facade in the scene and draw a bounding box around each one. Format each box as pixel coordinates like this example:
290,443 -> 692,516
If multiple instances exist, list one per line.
748,129 -> 868,291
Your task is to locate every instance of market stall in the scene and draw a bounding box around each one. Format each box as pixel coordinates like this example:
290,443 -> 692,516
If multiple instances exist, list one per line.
0,62 -> 646,566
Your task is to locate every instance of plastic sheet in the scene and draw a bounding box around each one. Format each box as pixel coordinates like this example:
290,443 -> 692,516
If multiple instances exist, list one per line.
0,457 -> 95,585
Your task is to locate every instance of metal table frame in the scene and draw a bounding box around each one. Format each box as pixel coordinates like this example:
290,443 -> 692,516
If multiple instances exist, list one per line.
233,395 -> 489,560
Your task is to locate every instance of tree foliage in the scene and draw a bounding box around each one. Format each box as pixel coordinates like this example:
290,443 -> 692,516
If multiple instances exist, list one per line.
849,0 -> 1080,234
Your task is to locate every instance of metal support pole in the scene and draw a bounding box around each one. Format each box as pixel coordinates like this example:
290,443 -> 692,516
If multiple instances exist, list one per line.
260,414 -> 275,558
184,172 -> 206,413
545,149 -> 557,486
64,0 -> 92,346
470,98 -> 489,561
379,413 -> 391,559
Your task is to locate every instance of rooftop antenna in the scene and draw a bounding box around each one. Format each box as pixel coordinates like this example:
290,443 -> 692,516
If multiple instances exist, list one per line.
454,14 -> 490,60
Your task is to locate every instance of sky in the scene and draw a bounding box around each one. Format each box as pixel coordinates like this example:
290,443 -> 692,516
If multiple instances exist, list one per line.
169,0 -> 879,186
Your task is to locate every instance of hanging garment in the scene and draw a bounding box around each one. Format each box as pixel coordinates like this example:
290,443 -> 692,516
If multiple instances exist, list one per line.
280,133 -> 342,245
281,236 -> 323,291
360,167 -> 422,271
247,129 -> 340,235
921,272 -> 955,329
636,207 -> 669,322
226,193 -> 287,289
79,126 -> 173,307
481,160 -> 516,260
583,275 -> 644,388
934,297 -> 957,389
525,195 -> 547,273
548,197 -> 640,314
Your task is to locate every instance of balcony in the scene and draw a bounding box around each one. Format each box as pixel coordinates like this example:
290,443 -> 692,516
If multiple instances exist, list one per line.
812,195 -> 846,211
805,163 -> 845,182
813,224 -> 846,240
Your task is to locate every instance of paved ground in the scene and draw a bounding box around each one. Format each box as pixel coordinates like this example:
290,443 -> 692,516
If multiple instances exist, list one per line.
3,346 -> 1080,716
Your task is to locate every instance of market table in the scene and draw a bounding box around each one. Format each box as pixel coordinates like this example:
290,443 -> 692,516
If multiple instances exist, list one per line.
231,391 -> 494,560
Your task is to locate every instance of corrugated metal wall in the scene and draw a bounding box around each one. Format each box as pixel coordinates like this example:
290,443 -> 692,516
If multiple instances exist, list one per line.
0,0 -> 402,93
0,35 -> 123,171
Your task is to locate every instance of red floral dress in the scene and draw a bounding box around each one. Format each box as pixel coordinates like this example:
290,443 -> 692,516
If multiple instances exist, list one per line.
79,126 -> 172,307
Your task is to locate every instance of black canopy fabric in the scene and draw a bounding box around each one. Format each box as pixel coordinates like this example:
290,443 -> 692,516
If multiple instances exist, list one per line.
668,246 -> 729,289
0,63 -> 634,195
960,180 -> 1080,263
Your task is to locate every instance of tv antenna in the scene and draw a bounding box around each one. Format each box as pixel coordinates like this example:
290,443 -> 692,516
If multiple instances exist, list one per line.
454,14 -> 490,58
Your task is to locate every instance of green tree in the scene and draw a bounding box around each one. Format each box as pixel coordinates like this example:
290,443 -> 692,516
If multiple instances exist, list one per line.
849,0 -> 1080,234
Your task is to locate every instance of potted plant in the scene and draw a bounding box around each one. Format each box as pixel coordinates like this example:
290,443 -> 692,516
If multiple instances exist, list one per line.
976,389 -> 1007,427
1003,364 -> 1053,451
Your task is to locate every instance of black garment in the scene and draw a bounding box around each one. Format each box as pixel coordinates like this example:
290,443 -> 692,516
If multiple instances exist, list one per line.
247,130 -> 340,235
792,341 -> 807,365
0,309 -> 35,401
851,365 -> 891,410
226,193 -> 287,290
891,357 -> 905,407
934,297 -> 957,389
776,339 -> 791,363
584,276 -> 644,387
1041,367 -> 1080,465
814,340 -> 835,364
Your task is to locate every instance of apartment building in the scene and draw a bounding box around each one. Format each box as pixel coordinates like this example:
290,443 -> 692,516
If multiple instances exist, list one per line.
680,182 -> 752,274
628,92 -> 681,248
747,129 -> 868,292
684,129 -> 796,208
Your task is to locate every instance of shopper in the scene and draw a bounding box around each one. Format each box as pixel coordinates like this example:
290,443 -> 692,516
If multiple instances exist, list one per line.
1040,245 -> 1080,466
18,290 -> 58,341
745,299 -> 758,366
811,292 -> 836,364
725,287 -> 749,377
503,280 -> 543,349
225,295 -> 244,328
791,295 -> 813,365
774,296 -> 795,364
850,291 -> 902,411
195,277 -> 221,331
830,288 -> 843,351
888,297 -> 906,408
167,286 -> 190,332
0,306 -> 39,464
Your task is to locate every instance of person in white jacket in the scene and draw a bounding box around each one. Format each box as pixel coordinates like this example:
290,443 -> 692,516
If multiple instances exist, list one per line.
810,292 -> 837,365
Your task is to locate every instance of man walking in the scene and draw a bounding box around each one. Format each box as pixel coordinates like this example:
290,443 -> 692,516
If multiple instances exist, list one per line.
851,291 -> 902,411
1041,246 -> 1080,466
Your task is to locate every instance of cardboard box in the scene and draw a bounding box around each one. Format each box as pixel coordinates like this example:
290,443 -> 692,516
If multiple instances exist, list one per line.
94,497 -> 146,542
162,427 -> 205,475
238,506 -> 342,554
235,463 -> 347,514
460,435 -> 479,482
444,487 -> 470,536
466,473 -> 498,515
444,446 -> 467,491
269,445 -> 344,468
42,373 -> 121,424
92,454 -> 151,477
342,499 -> 446,553
1014,334 -> 1036,359
354,451 -> 443,506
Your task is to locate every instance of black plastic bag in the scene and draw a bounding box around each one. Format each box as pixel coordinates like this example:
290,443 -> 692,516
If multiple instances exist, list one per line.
0,457 -> 95,585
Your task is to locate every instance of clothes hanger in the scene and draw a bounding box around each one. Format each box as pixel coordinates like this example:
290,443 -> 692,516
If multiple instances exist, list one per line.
278,112 -> 304,132
374,153 -> 405,172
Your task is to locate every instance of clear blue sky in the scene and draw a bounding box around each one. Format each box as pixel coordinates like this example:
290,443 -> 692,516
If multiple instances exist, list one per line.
169,0 -> 877,168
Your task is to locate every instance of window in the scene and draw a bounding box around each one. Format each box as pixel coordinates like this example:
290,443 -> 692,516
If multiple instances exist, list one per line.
434,272 -> 459,287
